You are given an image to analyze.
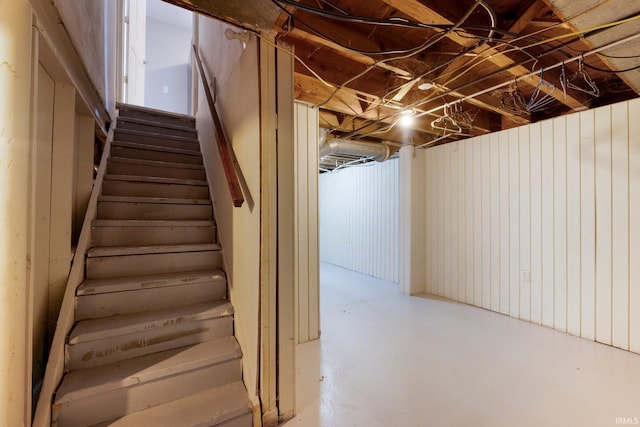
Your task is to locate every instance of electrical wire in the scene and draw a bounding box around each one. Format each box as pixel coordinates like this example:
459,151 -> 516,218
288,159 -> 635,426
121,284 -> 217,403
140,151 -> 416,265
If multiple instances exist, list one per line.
440,12 -> 640,89
319,0 -> 494,131
343,31 -> 640,139
270,0 -> 506,55
583,62 -> 640,73
271,0 -> 442,56
269,0 -> 640,142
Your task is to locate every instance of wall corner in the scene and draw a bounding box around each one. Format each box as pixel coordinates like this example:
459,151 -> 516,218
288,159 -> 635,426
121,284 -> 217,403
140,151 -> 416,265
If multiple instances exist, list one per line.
399,146 -> 426,295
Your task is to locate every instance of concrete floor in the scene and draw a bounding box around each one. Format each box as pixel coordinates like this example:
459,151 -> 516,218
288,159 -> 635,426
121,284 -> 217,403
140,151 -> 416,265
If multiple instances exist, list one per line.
284,263 -> 640,427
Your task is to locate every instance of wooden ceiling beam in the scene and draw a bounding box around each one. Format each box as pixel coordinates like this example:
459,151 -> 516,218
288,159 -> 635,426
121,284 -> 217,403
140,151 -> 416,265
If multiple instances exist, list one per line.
319,110 -> 433,146
508,0 -> 548,35
379,0 -> 590,112
296,71 -> 501,140
283,28 -> 412,78
295,72 -> 441,135
288,28 -> 524,126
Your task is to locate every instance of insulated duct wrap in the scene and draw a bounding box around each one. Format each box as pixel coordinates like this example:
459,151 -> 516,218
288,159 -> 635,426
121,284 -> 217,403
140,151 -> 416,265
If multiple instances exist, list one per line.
319,138 -> 391,162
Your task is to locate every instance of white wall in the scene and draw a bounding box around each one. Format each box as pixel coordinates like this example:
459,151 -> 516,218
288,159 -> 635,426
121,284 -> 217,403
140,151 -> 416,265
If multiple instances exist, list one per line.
294,102 -> 320,343
195,16 -> 261,400
320,159 -> 400,283
412,98 -> 640,354
144,10 -> 192,114
53,0 -> 106,102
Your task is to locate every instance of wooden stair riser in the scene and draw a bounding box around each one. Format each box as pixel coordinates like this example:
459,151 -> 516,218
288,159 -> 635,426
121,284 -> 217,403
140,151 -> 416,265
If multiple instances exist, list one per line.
97,200 -> 212,220
91,224 -> 216,247
107,161 -> 206,181
114,129 -> 200,151
75,279 -> 227,320
116,119 -> 198,139
117,107 -> 195,129
86,251 -> 223,279
216,413 -> 254,427
111,145 -> 203,164
102,180 -> 209,199
66,316 -> 233,370
53,359 -> 241,427
88,381 -> 252,427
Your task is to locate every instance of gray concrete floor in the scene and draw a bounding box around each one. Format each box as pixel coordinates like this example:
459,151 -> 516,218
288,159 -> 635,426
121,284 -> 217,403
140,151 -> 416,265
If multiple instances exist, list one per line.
284,263 -> 640,427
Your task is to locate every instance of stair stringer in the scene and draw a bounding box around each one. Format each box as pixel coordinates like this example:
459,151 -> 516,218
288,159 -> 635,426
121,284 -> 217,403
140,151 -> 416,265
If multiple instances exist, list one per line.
33,127 -> 115,427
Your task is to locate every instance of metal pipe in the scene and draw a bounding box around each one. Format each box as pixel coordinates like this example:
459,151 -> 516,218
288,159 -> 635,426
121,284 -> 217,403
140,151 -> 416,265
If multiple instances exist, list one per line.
319,138 -> 391,162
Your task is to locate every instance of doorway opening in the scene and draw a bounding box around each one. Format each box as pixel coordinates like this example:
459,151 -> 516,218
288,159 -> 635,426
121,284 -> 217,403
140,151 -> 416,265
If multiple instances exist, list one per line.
318,159 -> 401,284
120,0 -> 193,115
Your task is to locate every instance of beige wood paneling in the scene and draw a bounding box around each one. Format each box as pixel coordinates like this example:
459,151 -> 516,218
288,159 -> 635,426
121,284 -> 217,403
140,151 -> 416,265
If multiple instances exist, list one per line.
320,159 -> 400,284
294,102 -> 320,344
0,4 -> 34,424
32,64 -> 55,390
420,98 -> 640,354
48,82 -> 76,338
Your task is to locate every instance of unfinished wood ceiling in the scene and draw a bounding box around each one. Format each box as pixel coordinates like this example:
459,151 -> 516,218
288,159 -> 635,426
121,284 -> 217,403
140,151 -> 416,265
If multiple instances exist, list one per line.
167,0 -> 640,148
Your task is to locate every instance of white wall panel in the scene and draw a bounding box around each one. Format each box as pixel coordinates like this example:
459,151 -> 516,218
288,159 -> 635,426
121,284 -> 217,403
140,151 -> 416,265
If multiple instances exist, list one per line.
419,99 -> 639,354
508,128 -> 520,318
530,123 -> 542,325
499,132 -> 510,315
580,110 -> 596,341
481,136 -> 491,310
320,158 -> 400,283
540,120 -> 554,328
518,125 -> 531,321
595,107 -> 612,345
490,134 -> 500,312
465,141 -> 474,304
553,117 -> 567,333
457,142 -> 467,301
629,98 -> 640,353
611,102 -> 629,351
294,102 -> 320,343
566,113 -> 581,337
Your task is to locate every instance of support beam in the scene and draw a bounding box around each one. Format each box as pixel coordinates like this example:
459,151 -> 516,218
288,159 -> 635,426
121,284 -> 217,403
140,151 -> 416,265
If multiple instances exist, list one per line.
399,145 -> 426,295
0,3 -> 34,425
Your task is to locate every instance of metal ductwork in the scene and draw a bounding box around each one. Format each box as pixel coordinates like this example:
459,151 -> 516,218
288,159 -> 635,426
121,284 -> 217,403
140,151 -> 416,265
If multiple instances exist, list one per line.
319,138 -> 391,162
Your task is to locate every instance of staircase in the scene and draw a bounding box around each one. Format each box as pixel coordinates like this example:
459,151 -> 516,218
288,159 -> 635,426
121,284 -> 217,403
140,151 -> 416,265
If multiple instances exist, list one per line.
52,104 -> 252,426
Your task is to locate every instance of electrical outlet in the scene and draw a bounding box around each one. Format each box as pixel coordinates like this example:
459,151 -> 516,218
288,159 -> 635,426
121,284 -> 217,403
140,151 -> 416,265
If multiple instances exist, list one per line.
521,269 -> 530,283
163,86 -> 169,94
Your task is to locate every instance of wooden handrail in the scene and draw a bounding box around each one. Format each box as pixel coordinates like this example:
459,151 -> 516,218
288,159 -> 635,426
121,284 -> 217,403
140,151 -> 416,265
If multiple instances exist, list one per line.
192,44 -> 245,208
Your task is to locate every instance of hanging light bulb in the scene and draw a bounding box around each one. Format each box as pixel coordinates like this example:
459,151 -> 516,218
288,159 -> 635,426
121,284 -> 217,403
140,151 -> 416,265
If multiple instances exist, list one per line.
225,28 -> 251,49
399,109 -> 415,127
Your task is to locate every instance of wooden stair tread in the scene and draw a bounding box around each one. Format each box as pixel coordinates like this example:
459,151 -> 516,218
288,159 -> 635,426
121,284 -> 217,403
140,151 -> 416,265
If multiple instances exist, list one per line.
77,269 -> 225,296
116,102 -> 195,123
55,336 -> 241,404
117,116 -> 198,133
87,243 -> 221,257
111,140 -> 201,156
104,174 -> 208,186
92,219 -> 215,227
114,128 -> 199,144
69,300 -> 233,344
109,156 -> 205,170
98,195 -> 211,205
93,381 -> 251,427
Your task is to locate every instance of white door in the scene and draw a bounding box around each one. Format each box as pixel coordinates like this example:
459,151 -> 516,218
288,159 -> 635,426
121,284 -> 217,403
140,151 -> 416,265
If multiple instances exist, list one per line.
124,0 -> 146,105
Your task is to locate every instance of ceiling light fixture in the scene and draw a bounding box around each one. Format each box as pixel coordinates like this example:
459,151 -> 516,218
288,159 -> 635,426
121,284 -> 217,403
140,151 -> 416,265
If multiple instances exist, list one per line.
418,82 -> 434,91
225,28 -> 251,48
399,109 -> 415,127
